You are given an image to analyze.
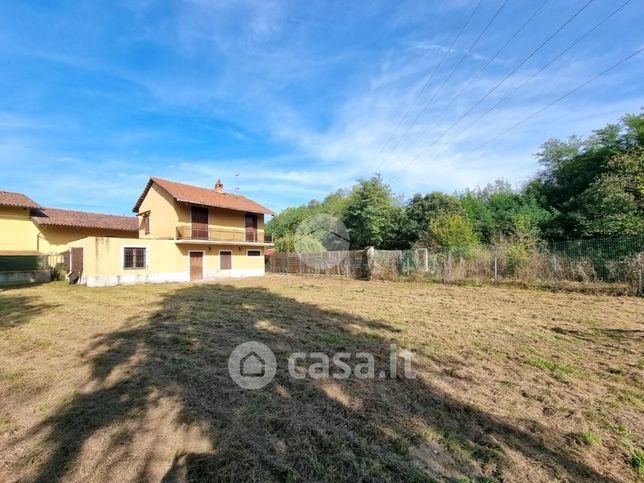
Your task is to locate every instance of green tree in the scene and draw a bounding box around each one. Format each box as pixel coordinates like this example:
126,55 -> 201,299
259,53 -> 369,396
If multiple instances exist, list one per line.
266,206 -> 312,239
405,192 -> 463,245
460,181 -> 550,243
342,175 -> 404,249
267,189 -> 352,244
294,235 -> 327,253
532,112 -> 644,238
274,233 -> 296,253
573,147 -> 644,236
320,189 -> 351,218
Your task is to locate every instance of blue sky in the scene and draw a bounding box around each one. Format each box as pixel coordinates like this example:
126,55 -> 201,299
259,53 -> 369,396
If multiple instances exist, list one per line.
0,0 -> 642,216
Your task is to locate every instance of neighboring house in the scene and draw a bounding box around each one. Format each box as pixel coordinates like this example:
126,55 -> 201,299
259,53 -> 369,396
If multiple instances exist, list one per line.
68,177 -> 274,286
0,191 -> 137,255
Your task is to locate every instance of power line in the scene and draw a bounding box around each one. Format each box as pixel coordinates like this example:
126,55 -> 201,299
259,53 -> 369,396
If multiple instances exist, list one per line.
373,0 -> 512,174
370,0 -> 483,173
384,0 -> 550,170
435,0 -> 632,157
388,0 -> 596,182
459,46 -> 644,158
373,0 -> 482,160
394,46 -> 644,182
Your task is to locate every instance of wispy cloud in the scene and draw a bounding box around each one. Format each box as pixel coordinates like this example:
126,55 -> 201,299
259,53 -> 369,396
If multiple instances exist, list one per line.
407,41 -> 510,66
0,0 -> 642,214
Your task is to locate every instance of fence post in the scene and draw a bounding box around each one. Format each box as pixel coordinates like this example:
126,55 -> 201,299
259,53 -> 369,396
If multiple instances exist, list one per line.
422,248 -> 429,272
638,253 -> 642,296
552,254 -> 559,288
364,246 -> 375,280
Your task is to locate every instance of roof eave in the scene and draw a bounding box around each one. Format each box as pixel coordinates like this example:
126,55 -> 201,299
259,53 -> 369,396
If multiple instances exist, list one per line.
176,198 -> 273,215
132,178 -> 155,213
0,202 -> 42,210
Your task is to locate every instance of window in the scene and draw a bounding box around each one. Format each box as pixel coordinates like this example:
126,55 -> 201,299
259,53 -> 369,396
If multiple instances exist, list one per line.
124,247 -> 146,269
143,214 -> 150,235
247,250 -> 261,257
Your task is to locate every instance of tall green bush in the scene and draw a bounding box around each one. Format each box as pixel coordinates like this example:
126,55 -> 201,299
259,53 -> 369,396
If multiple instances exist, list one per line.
428,213 -> 479,257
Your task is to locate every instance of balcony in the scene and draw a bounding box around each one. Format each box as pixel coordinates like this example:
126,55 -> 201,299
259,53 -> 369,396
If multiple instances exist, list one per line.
175,225 -> 273,244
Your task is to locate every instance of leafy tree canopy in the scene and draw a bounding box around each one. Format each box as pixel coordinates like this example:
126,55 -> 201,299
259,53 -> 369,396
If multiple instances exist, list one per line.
532,112 -> 643,237
342,175 -> 405,249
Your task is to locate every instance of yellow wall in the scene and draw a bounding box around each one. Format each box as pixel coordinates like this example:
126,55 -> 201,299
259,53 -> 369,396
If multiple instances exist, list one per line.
71,237 -> 184,278
137,182 -> 265,240
0,206 -> 137,255
37,226 -> 137,253
0,206 -> 38,253
208,207 -> 265,241
69,237 -> 264,284
177,244 -> 264,271
137,183 -> 182,239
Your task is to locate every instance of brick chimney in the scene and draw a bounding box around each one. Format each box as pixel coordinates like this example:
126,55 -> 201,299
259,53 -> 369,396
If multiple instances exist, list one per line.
214,179 -> 224,193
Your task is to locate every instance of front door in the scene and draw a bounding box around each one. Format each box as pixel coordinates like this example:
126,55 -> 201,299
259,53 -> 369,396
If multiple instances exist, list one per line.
71,247 -> 83,272
245,214 -> 258,242
191,206 -> 209,239
220,251 -> 232,270
69,247 -> 84,284
190,252 -> 203,281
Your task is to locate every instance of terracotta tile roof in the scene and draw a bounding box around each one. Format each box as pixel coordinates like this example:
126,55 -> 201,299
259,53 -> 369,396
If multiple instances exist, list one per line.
133,177 -> 275,215
0,191 -> 41,209
31,207 -> 139,232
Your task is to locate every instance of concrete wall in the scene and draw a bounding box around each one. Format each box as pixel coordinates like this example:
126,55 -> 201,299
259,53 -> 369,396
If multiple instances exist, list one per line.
69,237 -> 265,287
0,270 -> 50,286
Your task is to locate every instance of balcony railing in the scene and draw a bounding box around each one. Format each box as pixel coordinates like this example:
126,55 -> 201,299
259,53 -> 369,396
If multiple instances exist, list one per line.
176,225 -> 273,244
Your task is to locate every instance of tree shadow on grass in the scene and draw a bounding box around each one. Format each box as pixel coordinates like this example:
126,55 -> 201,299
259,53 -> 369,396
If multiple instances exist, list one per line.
0,295 -> 59,330
27,284 -> 614,482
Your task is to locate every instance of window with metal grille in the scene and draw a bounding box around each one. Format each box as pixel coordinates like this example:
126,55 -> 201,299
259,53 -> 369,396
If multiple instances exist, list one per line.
247,250 -> 261,257
124,247 -> 146,269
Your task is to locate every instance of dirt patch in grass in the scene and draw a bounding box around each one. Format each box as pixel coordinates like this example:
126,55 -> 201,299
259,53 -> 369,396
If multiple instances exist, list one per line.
0,276 -> 642,482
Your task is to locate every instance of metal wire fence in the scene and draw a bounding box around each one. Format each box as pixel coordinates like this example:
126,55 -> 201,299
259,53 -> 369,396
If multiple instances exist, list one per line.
422,236 -> 644,295
547,236 -> 644,280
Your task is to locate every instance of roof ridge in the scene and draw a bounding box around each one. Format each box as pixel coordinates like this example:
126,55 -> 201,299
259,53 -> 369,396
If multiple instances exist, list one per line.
153,176 -> 250,199
39,206 -> 135,219
0,189 -> 31,194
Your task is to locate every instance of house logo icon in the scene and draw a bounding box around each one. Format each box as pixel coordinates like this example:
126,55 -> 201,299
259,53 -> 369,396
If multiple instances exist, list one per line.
228,341 -> 276,390
240,351 -> 265,377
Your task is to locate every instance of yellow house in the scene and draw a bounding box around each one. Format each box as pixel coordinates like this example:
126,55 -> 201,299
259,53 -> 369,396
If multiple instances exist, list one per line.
68,177 -> 275,287
0,191 -> 138,256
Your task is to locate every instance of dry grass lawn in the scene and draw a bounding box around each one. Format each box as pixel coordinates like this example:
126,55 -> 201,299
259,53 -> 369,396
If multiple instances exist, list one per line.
0,275 -> 643,482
